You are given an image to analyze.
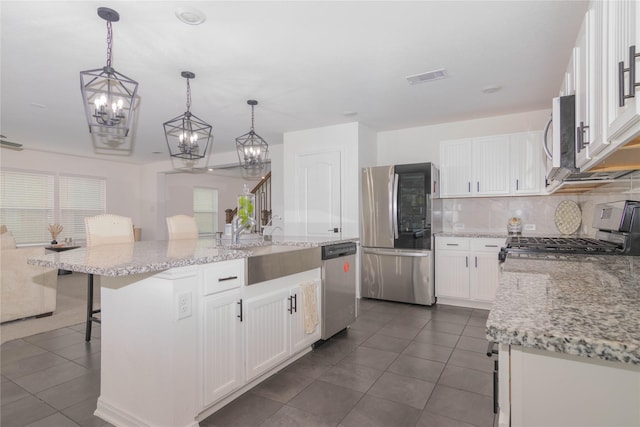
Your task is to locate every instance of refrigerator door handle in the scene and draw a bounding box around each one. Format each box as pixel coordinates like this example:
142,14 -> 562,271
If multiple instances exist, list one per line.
392,173 -> 399,239
363,247 -> 431,257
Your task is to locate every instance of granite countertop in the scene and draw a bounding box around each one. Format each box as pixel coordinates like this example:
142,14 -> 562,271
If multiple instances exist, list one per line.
27,235 -> 359,277
487,254 -> 640,365
437,232 -> 508,239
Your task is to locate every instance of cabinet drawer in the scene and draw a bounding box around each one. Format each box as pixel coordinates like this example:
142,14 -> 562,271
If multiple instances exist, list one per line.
470,238 -> 506,252
436,237 -> 470,250
203,259 -> 245,295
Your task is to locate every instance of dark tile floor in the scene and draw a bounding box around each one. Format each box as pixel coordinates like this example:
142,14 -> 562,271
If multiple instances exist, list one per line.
1,299 -> 496,427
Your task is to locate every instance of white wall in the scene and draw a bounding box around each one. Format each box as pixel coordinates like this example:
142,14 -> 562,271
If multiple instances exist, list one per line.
0,148 -> 142,226
376,109 -> 550,166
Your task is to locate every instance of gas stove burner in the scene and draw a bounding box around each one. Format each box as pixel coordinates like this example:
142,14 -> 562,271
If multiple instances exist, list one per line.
499,200 -> 640,262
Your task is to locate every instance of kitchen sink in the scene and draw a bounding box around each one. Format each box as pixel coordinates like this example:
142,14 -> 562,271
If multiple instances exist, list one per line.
246,245 -> 321,285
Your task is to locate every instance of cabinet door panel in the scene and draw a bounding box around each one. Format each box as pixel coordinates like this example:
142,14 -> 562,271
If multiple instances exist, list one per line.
435,251 -> 469,299
470,253 -> 500,302
473,136 -> 510,195
290,282 -> 321,353
203,290 -> 244,407
440,139 -> 473,197
510,132 -> 544,195
245,289 -> 291,381
607,0 -> 640,142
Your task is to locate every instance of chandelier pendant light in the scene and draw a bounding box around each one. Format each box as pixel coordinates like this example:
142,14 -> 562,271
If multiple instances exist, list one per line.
80,7 -> 139,137
163,71 -> 212,161
236,100 -> 269,170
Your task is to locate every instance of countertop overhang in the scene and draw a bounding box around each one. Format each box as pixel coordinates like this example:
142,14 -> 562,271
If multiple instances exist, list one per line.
27,235 -> 358,277
487,254 -> 640,365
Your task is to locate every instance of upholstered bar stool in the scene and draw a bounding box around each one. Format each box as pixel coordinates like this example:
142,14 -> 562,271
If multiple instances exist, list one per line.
84,214 -> 134,341
166,215 -> 198,240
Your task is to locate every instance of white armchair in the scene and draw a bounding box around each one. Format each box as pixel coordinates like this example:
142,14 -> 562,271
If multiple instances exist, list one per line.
84,214 -> 135,341
0,230 -> 58,323
166,215 -> 198,240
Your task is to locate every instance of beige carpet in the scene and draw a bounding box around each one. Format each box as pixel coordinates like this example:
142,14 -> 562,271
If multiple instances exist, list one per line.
1,272 -> 99,344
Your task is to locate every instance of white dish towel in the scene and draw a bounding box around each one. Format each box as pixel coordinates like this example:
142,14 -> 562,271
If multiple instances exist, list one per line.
300,281 -> 319,334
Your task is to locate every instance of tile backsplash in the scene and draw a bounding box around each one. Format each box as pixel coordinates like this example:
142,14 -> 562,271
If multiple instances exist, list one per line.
440,171 -> 640,236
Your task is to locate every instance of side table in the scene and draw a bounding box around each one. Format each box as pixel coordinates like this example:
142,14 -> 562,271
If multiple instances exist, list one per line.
45,245 -> 80,275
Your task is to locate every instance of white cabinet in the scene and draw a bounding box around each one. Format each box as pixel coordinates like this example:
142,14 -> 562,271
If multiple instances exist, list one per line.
290,282 -> 322,354
441,133 -> 544,198
506,346 -> 640,427
202,289 -> 244,407
435,236 -> 505,309
575,3 -> 608,169
440,136 -> 510,197
509,132 -> 545,195
244,275 -> 321,382
245,288 -> 292,381
606,0 -> 640,146
439,139 -> 473,197
201,259 -> 245,408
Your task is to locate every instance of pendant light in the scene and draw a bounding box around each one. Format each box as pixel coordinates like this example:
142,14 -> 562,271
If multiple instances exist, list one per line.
236,100 -> 269,170
80,7 -> 139,137
163,71 -> 212,161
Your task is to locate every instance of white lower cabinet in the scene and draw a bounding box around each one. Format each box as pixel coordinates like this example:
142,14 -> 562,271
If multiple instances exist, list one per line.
244,288 -> 292,381
435,236 -> 505,309
202,289 -> 244,407
200,261 -> 321,415
245,279 -> 322,382
504,346 -> 640,427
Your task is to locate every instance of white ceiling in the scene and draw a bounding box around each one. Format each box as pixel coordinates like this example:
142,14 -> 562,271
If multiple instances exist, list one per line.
0,1 -> 588,165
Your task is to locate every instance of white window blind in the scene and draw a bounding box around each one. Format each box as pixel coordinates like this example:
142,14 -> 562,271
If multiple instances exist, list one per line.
0,170 -> 54,244
59,175 -> 106,240
193,187 -> 218,235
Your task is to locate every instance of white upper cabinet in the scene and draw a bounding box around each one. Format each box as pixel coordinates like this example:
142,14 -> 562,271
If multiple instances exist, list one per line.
576,3 -> 608,169
473,136 -> 511,196
440,132 -> 544,198
510,131 -> 545,195
440,138 -> 474,197
606,0 -> 640,145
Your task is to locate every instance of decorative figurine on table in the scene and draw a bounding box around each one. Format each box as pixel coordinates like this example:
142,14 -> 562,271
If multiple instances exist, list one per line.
48,223 -> 63,245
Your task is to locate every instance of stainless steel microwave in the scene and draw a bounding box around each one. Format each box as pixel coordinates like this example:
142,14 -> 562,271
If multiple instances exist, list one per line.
543,94 -> 577,182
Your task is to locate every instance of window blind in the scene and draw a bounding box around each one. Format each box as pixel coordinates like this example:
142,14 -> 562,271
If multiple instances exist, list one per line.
193,187 -> 218,235
0,170 -> 54,244
59,175 -> 106,240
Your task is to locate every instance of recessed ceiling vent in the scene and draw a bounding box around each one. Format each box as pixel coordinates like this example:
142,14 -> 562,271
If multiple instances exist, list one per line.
406,68 -> 448,85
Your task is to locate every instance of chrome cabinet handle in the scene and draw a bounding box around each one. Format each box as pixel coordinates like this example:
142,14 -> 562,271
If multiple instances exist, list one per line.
475,256 -> 478,268
619,45 -> 640,107
219,276 -> 238,282
465,256 -> 468,268
576,121 -> 590,153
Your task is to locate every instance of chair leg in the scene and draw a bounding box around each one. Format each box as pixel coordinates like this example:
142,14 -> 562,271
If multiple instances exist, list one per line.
86,273 -> 94,341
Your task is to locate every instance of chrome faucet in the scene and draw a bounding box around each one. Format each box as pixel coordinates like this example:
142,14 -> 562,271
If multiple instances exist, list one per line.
262,214 -> 283,242
231,215 -> 257,244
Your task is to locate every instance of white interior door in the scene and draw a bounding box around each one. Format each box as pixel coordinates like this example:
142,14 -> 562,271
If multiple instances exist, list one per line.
294,150 -> 342,236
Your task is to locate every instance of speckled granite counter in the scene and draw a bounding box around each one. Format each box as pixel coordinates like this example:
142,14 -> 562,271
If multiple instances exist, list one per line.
437,232 -> 508,239
27,236 -> 358,277
487,254 -> 640,365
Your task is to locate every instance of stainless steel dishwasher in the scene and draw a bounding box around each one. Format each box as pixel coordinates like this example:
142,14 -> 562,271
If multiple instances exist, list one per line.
321,242 -> 357,340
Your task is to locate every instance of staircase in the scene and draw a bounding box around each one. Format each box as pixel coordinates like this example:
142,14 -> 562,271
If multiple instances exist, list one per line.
225,172 -> 272,233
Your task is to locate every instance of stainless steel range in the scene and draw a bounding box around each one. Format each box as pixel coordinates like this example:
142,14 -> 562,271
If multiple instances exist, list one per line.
499,200 -> 640,262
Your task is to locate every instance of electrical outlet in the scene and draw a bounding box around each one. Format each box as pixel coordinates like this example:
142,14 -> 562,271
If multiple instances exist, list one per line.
454,223 -> 465,230
176,291 -> 192,320
524,224 -> 536,231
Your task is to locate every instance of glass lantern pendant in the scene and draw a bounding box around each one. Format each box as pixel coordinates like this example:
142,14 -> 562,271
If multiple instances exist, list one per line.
80,7 -> 138,138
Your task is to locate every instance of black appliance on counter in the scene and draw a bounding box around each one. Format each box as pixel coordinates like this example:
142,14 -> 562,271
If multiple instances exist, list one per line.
499,200 -> 640,262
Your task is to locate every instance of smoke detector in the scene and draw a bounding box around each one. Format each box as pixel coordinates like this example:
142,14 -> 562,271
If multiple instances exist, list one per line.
406,68 -> 448,85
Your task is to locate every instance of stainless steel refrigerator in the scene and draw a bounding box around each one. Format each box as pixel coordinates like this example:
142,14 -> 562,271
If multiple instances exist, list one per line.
360,163 -> 442,305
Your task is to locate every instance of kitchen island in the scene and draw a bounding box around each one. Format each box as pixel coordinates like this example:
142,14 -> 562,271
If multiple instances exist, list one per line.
486,254 -> 640,427
28,236 -> 357,427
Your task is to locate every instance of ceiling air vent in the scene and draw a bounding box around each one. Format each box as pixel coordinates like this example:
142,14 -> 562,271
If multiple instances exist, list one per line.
406,69 -> 448,85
